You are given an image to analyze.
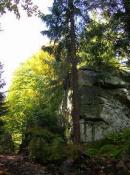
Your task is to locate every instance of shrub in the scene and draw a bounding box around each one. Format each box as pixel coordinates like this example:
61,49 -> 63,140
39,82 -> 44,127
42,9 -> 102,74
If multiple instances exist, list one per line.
29,136 -> 49,163
64,144 -> 84,160
0,133 -> 14,153
48,136 -> 65,162
28,127 -> 65,164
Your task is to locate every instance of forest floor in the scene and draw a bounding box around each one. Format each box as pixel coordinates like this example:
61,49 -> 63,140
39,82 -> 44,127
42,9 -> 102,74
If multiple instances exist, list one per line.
0,154 -> 47,175
1,154 -> 130,175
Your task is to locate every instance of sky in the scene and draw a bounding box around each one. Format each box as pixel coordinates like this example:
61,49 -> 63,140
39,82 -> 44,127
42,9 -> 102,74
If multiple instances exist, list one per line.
0,0 -> 53,90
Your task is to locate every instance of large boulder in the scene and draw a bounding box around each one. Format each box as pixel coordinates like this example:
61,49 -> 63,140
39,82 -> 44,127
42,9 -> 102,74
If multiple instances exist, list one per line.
63,68 -> 130,142
79,69 -> 130,142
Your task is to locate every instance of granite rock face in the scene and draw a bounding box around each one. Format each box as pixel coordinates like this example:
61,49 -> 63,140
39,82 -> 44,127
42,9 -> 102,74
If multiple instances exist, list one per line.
63,69 -> 130,142
78,69 -> 130,142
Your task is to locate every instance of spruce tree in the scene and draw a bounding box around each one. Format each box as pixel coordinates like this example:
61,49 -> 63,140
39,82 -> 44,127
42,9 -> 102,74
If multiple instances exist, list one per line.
42,0 -> 89,143
104,0 -> 130,41
97,0 -> 130,57
68,0 -> 80,143
78,0 -> 130,63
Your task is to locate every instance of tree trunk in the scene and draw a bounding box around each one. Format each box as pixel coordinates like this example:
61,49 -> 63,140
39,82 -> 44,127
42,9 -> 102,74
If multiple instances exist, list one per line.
68,0 -> 80,143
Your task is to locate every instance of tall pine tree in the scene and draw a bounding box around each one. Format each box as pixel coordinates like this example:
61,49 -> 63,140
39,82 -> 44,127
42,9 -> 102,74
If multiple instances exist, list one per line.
42,0 -> 89,143
68,0 -> 80,143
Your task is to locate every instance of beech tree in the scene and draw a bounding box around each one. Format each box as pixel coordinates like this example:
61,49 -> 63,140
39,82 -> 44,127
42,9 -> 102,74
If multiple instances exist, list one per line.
6,50 -> 63,144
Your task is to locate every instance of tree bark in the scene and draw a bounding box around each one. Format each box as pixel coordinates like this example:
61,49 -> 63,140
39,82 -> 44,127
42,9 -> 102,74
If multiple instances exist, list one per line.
68,0 -> 80,143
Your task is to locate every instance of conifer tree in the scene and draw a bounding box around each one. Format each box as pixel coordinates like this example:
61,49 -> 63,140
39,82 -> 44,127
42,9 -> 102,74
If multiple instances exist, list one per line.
42,0 -> 89,143
67,0 -> 80,143
98,0 -> 130,57
77,0 -> 130,62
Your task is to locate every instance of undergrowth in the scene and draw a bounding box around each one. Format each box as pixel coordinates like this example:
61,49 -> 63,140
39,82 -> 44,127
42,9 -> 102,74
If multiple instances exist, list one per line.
85,128 -> 130,159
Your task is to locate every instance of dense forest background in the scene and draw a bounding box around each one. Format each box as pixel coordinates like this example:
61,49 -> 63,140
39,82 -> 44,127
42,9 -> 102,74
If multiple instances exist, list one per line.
1,0 -> 130,174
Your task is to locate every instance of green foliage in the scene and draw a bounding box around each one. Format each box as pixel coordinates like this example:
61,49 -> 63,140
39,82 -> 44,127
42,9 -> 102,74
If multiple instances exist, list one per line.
48,136 -> 65,162
28,127 -> 65,163
28,128 -> 85,164
79,14 -> 122,70
64,144 -> 83,160
29,136 -> 48,163
0,133 -> 14,154
88,1 -> 130,63
42,0 -> 88,42
85,128 -> 130,159
99,145 -> 124,158
102,128 -> 130,146
0,63 -> 13,153
28,128 -> 52,163
84,147 -> 98,157
101,0 -> 130,42
0,119 -> 14,154
5,50 -> 64,147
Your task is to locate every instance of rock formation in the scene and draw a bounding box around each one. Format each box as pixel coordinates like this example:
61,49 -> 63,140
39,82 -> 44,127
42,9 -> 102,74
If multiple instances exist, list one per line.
63,68 -> 130,142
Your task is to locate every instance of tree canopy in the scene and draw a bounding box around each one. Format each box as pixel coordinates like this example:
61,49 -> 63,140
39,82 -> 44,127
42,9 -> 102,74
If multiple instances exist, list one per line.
0,0 -> 39,17
79,13 -> 122,70
6,50 -> 64,144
